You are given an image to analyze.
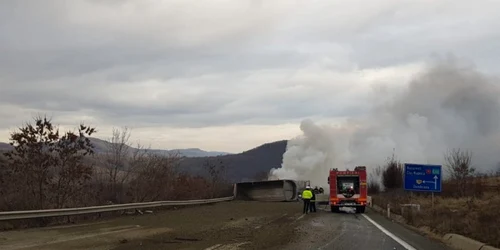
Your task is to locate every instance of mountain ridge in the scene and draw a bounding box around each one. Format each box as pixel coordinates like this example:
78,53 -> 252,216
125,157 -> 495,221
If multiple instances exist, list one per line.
0,138 -> 289,182
0,137 -> 232,158
178,140 -> 288,182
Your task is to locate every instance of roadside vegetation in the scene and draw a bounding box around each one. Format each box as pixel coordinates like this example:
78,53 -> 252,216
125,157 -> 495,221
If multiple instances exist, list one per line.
0,116 -> 231,229
369,149 -> 500,247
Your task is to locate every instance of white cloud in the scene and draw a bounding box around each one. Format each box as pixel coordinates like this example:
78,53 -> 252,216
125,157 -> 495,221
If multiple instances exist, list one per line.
1,0 -> 500,152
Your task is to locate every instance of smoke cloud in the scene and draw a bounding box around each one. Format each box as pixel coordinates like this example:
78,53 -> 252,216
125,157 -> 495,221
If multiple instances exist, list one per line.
270,58 -> 500,187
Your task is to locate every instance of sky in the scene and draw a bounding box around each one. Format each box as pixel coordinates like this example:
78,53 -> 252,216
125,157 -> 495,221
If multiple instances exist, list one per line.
1,0 -> 500,153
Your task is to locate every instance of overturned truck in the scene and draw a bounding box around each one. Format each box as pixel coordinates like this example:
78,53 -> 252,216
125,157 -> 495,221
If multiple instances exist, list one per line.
234,180 -> 302,202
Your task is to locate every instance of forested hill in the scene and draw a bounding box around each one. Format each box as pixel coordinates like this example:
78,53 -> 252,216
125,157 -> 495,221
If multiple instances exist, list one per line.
179,140 -> 288,182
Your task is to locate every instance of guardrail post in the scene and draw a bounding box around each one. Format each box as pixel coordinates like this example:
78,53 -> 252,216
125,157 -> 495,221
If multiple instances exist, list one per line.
387,203 -> 391,218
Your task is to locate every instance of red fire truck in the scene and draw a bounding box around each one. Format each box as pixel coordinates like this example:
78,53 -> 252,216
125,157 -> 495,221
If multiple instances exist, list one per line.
328,166 -> 368,213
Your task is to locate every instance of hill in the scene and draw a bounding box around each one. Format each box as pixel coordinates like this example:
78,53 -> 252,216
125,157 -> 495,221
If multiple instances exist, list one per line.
178,140 -> 288,182
0,142 -> 11,151
87,138 -> 231,157
0,138 -> 231,158
1,139 -> 289,182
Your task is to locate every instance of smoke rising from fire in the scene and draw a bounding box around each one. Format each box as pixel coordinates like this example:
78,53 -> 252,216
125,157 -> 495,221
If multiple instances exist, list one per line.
270,58 -> 500,187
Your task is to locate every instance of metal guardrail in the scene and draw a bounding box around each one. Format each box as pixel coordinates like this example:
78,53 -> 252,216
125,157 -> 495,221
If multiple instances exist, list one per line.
0,196 -> 234,221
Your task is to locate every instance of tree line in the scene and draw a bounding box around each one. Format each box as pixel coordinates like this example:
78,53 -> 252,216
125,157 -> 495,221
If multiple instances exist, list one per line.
368,149 -> 500,197
367,150 -> 500,248
0,116 -> 231,213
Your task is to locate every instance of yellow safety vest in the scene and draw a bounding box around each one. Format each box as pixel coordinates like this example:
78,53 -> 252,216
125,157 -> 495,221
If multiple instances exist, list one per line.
302,190 -> 313,199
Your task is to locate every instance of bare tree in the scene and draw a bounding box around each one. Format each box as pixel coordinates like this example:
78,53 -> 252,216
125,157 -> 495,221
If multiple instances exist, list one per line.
495,162 -> 500,177
101,127 -> 132,202
204,159 -> 228,198
52,124 -> 96,208
97,128 -> 184,203
173,174 -> 211,199
381,152 -> 403,190
444,148 -> 474,197
0,116 -> 234,218
367,173 -> 381,194
4,116 -> 96,210
129,151 -> 181,202
0,152 -> 14,210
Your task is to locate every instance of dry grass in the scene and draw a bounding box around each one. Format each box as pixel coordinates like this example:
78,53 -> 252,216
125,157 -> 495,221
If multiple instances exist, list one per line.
372,177 -> 500,248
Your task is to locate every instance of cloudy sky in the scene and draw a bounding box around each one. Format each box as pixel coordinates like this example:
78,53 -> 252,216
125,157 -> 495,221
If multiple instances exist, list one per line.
1,0 -> 499,153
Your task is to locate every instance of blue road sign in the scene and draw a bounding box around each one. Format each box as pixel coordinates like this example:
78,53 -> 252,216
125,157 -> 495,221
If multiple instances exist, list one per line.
404,163 -> 442,192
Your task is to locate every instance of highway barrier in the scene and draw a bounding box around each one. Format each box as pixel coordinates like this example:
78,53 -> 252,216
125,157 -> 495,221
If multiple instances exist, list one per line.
0,196 -> 234,221
482,246 -> 500,250
442,234 -> 499,250
443,233 -> 485,250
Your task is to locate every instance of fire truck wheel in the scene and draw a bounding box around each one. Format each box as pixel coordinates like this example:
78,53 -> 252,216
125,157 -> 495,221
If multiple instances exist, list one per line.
331,206 -> 340,213
355,206 -> 366,213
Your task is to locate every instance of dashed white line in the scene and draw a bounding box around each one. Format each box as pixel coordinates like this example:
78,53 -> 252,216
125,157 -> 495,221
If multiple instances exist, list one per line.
361,214 -> 417,250
205,244 -> 223,250
204,242 -> 250,250
294,214 -> 305,221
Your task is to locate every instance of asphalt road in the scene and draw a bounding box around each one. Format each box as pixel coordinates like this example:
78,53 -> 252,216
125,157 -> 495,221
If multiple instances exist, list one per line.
285,205 -> 451,250
0,201 -> 452,250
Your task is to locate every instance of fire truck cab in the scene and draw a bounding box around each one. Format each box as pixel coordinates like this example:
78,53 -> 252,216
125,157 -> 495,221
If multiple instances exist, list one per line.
328,166 -> 368,213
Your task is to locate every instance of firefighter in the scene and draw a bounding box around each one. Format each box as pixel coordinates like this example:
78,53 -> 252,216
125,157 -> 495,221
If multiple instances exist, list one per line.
310,187 -> 317,213
301,186 -> 313,214
348,186 -> 355,196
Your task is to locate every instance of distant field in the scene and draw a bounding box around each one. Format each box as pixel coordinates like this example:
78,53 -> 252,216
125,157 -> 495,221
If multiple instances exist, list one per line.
485,176 -> 500,185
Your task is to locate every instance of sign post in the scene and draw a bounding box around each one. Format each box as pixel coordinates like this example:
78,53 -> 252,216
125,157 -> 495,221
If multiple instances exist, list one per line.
432,192 -> 434,209
404,163 -> 442,209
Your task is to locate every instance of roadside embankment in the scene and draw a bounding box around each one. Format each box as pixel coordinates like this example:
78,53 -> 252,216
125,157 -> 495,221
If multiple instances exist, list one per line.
370,194 -> 500,250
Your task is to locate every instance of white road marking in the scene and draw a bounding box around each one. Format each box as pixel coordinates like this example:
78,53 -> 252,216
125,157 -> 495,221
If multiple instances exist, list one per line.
205,244 -> 223,250
294,214 -> 305,221
204,242 -> 250,250
361,214 -> 417,250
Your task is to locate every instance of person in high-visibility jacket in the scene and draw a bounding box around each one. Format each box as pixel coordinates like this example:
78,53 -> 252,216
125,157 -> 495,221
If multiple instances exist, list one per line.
301,186 -> 313,214
309,187 -> 317,213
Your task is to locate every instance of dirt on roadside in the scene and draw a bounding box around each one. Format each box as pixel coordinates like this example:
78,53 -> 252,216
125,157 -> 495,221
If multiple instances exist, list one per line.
0,201 -> 311,250
112,201 -> 306,250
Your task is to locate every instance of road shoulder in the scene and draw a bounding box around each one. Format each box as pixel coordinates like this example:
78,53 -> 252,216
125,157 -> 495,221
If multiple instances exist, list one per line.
364,208 -> 451,250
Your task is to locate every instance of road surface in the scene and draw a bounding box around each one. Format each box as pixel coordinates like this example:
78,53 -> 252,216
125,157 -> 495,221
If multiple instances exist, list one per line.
0,201 -> 451,250
284,206 -> 450,250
